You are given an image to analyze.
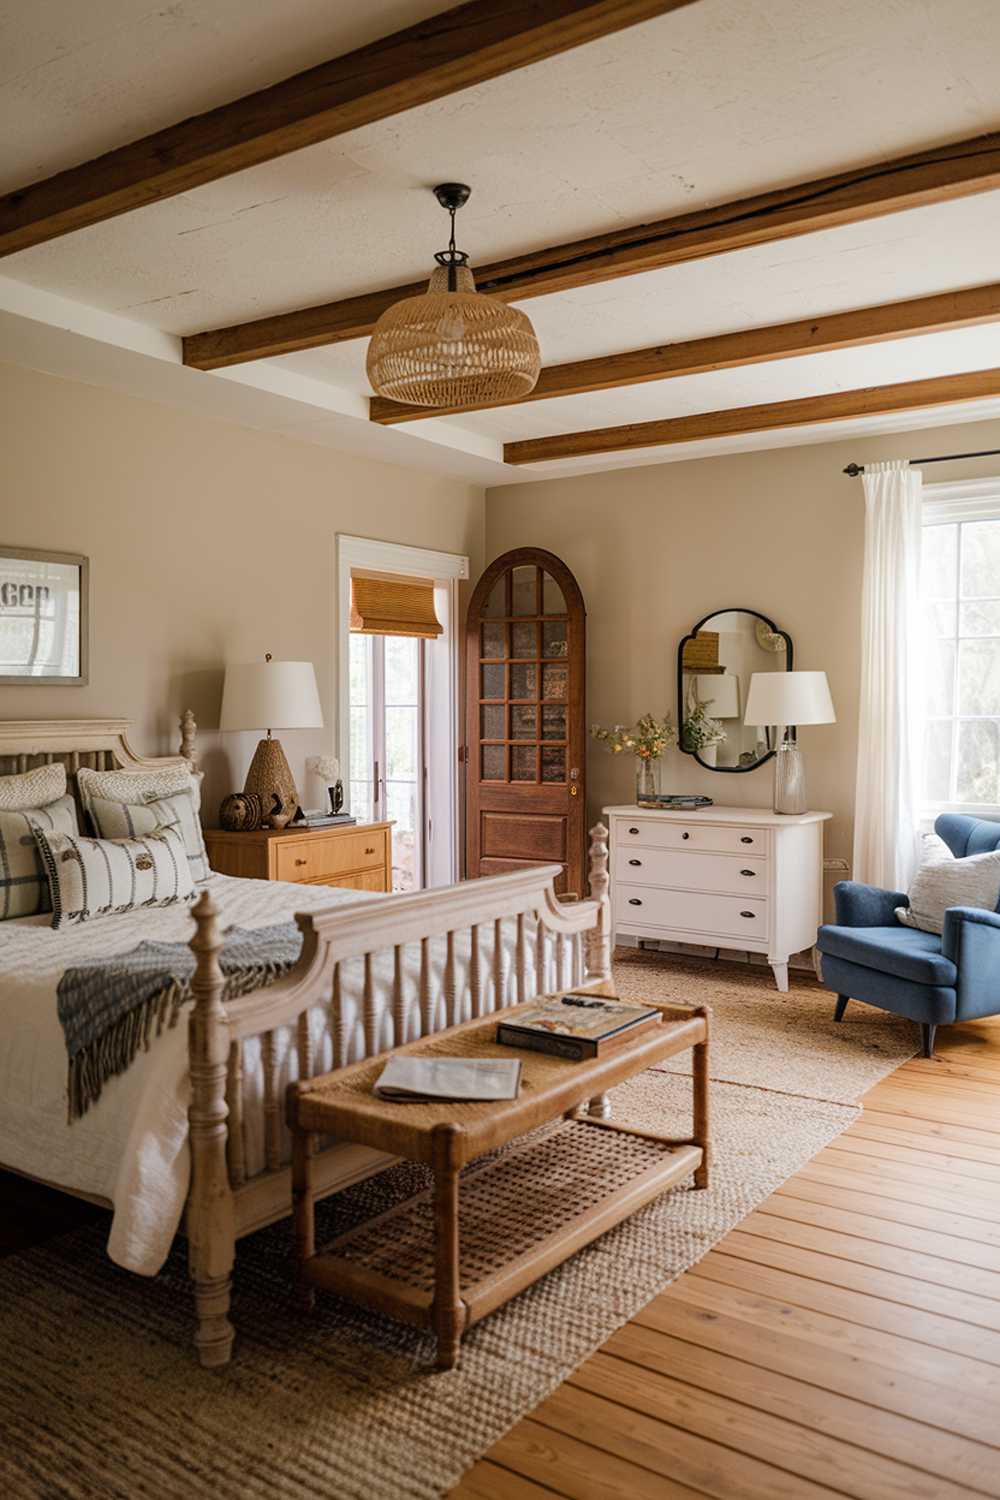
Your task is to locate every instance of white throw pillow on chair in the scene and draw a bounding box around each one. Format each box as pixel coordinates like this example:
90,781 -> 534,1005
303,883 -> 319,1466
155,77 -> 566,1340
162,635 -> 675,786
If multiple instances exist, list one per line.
896,832 -> 1000,935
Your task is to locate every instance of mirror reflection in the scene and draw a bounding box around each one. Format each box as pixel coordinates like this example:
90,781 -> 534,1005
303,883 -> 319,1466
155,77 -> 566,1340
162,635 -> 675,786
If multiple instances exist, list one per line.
678,610 -> 791,771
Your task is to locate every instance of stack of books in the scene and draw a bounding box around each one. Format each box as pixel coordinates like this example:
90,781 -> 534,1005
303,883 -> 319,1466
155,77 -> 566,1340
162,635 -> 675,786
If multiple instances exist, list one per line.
293,811 -> 358,829
496,994 -> 661,1061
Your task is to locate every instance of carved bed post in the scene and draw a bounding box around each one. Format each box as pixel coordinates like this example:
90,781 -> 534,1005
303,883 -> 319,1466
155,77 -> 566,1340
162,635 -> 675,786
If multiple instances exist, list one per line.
187,888 -> 236,1369
584,821 -> 614,1120
179,708 -> 198,767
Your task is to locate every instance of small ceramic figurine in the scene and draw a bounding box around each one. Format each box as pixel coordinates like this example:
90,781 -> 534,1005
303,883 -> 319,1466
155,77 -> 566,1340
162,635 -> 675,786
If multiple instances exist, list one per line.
329,779 -> 344,815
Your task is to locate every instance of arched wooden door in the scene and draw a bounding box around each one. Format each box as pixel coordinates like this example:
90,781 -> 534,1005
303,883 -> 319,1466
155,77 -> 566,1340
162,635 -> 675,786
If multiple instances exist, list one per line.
465,548 -> 586,895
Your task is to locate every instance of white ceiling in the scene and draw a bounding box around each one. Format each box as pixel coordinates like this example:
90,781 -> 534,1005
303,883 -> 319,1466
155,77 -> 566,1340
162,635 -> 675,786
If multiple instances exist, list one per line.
2,0 -> 1000,481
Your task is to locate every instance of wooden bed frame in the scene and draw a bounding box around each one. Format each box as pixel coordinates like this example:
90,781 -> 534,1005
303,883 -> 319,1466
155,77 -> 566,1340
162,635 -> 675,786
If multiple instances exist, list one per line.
0,714 -> 612,1368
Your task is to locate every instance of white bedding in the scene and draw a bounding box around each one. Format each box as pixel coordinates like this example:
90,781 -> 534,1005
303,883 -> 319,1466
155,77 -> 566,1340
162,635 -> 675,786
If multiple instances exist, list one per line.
0,874 -> 556,1276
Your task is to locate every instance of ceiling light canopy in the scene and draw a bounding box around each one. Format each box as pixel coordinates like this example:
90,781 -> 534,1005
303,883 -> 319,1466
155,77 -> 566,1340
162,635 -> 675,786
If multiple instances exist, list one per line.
366,183 -> 541,410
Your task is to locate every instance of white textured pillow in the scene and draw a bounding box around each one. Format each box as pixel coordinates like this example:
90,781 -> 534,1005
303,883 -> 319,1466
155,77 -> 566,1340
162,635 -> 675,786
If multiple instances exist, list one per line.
897,832 -> 1000,934
88,787 -> 210,883
0,761 -> 67,811
76,763 -> 198,816
32,822 -> 194,928
0,793 -> 79,919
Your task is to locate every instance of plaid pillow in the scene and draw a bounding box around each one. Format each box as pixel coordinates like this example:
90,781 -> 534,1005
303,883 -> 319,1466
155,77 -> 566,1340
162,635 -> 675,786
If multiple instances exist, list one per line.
0,794 -> 79,920
32,822 -> 195,929
88,787 -> 210,883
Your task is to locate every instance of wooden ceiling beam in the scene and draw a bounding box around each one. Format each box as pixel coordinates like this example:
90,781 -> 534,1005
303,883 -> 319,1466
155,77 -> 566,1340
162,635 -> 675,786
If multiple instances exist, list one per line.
369,282 -> 1000,422
0,0 -> 698,257
183,129 -> 1000,370
502,367 -> 1000,464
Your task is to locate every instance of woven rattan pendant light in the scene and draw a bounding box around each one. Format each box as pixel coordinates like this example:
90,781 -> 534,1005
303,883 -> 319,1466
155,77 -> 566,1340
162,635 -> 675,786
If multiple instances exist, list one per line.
367,183 -> 540,409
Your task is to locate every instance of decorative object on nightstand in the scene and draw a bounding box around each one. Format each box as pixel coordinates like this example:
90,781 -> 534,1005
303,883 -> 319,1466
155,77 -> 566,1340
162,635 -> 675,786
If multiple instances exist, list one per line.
605,803 -> 833,992
203,821 -> 392,892
306,754 -> 344,816
591,714 -> 677,807
744,670 -> 836,816
219,655 -> 323,828
218,791 -> 263,832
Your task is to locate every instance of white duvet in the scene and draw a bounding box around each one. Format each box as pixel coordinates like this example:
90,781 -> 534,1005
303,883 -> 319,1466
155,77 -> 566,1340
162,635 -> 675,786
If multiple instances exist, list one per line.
0,875 -> 553,1276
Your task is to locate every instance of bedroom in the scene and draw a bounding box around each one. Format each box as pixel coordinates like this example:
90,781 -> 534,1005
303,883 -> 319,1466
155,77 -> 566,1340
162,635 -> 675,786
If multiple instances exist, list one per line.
2,1 -> 1000,1497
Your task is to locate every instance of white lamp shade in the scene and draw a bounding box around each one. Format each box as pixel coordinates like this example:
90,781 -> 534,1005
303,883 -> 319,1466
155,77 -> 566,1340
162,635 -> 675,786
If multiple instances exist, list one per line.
219,660 -> 323,732
694,672 -> 740,718
744,670 -> 835,728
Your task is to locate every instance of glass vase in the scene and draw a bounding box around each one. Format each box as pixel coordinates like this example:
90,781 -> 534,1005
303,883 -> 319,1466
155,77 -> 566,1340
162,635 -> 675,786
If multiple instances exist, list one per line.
635,757 -> 660,806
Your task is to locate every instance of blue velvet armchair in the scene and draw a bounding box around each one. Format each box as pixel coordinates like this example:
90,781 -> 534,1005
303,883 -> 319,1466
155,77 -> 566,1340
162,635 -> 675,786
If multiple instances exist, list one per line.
816,814 -> 1000,1058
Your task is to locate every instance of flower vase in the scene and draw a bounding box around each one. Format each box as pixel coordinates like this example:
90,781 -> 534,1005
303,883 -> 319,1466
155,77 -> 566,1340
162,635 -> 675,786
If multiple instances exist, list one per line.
635,758 -> 660,806
701,744 -> 718,768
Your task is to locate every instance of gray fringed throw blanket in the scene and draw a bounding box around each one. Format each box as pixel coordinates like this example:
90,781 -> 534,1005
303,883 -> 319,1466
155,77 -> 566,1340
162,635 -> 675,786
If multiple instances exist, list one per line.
57,921 -> 303,1121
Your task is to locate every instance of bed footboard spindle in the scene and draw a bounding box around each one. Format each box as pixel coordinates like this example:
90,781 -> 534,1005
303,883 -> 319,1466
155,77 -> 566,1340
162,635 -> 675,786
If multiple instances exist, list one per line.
493,918 -> 504,1011
262,1031 -> 281,1173
444,931 -> 457,1028
515,913 -> 527,1005
187,889 -> 235,1369
296,1012 -> 313,1081
392,945 -> 405,1044
469,924 -> 482,1018
332,964 -> 346,1070
419,937 -> 431,1036
556,932 -> 567,991
584,822 -> 612,983
535,913 -> 548,996
362,953 -> 376,1055
225,1041 -> 246,1188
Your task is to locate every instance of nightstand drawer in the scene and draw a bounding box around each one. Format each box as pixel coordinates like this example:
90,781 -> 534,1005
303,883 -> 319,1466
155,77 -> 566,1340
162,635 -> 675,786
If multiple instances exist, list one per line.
618,848 -> 767,895
615,886 -> 768,940
615,820 -> 770,857
275,829 -> 387,883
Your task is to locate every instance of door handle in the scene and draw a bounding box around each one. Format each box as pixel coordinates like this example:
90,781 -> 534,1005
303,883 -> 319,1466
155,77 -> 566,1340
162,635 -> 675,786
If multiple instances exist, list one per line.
628,897 -> 643,906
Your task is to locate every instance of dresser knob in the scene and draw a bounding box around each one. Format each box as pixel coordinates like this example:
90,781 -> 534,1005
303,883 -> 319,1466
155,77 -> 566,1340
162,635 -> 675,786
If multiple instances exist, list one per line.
628,826 -> 639,835
681,831 -> 690,840
295,858 -> 307,867
740,836 -> 753,844
740,910 -> 755,919
628,897 -> 643,906
740,868 -> 756,877
628,858 -> 642,867
365,846 -> 375,854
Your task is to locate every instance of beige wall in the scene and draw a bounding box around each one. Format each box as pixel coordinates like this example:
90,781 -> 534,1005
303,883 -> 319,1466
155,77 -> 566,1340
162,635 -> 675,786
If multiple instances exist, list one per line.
1,364 -> 484,818
485,416 -> 1000,875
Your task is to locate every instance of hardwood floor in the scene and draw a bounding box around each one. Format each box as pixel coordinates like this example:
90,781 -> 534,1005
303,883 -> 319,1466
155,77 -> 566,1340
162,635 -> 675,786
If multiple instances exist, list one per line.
451,1016 -> 1000,1500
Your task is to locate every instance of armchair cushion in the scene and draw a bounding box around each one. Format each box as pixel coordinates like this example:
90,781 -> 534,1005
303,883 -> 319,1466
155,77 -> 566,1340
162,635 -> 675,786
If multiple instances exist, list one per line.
817,923 -> 957,988
833,880 -> 909,928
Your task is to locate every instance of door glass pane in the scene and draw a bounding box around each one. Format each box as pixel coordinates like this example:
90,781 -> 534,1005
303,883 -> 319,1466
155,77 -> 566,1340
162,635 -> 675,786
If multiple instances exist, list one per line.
542,705 -> 566,739
349,633 -> 373,820
511,706 -> 536,739
961,520 -> 1000,599
384,636 -> 420,892
481,704 -> 504,740
923,720 -> 952,803
541,747 -> 565,782
483,576 -> 506,618
957,719 -> 1000,804
481,663 -> 505,699
511,745 -> 536,781
542,663 -> 568,701
482,745 -> 504,780
543,621 -> 567,658
481,622 -> 506,658
958,639 -> 1000,716
542,572 -> 566,614
511,566 -> 537,616
922,523 -> 957,600
511,622 -> 537,658
510,663 -> 537,699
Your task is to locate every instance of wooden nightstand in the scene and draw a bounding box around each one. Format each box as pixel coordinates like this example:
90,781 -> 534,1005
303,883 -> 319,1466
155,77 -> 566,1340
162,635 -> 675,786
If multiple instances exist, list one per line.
203,821 -> 393,893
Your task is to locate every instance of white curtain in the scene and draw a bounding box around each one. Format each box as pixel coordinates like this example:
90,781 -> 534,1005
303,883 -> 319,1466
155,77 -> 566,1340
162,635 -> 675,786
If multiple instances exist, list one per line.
852,460 -> 924,891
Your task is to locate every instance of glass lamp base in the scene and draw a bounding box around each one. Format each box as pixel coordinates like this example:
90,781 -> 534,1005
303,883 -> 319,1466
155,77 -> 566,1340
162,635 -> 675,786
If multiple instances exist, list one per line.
773,739 -> 807,815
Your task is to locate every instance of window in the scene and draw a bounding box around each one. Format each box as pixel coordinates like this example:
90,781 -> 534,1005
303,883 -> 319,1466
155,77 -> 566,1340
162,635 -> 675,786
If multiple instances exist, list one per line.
921,482 -> 1000,812
349,631 -> 425,891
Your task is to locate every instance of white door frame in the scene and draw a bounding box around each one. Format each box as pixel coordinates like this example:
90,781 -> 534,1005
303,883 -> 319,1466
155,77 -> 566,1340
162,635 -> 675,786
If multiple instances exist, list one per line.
337,534 -> 469,885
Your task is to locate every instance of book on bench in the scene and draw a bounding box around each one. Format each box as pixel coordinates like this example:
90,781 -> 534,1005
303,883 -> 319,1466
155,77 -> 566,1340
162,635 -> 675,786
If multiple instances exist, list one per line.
496,994 -> 661,1061
374,1056 -> 522,1102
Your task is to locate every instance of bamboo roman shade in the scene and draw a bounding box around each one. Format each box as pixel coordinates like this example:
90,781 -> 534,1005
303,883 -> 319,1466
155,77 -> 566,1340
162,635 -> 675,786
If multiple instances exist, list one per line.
350,574 -> 442,639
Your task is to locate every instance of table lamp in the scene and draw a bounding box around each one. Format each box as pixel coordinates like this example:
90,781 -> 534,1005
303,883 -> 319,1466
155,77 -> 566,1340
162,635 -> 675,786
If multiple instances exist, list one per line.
744,670 -> 835,815
219,655 -> 323,827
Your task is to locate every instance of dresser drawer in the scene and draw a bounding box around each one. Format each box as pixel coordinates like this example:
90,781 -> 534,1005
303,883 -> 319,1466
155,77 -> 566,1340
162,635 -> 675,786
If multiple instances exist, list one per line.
618,847 -> 767,896
275,829 -> 386,883
615,886 -> 768,941
615,819 -> 770,857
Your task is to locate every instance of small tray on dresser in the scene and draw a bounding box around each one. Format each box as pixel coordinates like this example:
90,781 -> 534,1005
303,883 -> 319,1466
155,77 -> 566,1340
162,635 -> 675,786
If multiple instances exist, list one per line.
288,992 -> 711,1368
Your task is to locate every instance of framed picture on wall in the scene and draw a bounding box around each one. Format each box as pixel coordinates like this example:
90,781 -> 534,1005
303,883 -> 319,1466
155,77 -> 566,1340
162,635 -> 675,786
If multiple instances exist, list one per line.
0,547 -> 89,686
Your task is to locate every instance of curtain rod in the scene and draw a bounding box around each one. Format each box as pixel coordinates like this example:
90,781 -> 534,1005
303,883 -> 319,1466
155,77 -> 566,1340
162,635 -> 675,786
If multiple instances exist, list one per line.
843,448 -> 1000,477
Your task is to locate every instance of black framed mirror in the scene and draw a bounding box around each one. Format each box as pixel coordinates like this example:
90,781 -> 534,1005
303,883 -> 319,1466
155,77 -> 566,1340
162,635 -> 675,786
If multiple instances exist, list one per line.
678,609 -> 792,773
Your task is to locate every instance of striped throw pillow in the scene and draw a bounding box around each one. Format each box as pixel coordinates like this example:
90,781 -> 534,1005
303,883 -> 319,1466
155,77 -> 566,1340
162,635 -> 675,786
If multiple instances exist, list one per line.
33,822 -> 195,928
0,794 -> 79,920
88,788 -> 210,883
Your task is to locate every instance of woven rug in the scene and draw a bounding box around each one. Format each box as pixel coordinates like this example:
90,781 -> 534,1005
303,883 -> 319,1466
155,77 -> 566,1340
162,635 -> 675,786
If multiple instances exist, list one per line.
0,953 -> 916,1500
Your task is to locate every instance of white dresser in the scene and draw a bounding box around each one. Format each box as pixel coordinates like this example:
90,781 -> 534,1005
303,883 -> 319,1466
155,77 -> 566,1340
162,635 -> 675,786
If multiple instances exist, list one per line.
604,804 -> 832,991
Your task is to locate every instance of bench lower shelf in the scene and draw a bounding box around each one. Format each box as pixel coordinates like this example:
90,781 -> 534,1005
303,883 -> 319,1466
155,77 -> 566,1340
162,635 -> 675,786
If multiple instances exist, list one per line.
301,1117 -> 702,1337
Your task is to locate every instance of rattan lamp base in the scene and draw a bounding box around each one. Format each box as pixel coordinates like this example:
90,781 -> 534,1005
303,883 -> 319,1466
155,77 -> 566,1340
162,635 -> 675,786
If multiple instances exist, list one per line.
243,736 -> 300,828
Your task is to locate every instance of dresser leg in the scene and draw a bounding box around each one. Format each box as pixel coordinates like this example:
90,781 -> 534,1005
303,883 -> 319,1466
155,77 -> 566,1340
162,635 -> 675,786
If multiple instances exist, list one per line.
770,960 -> 789,992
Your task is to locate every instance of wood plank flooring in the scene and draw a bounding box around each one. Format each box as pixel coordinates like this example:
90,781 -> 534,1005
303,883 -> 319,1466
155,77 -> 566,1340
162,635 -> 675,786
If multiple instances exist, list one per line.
451,1015 -> 1000,1500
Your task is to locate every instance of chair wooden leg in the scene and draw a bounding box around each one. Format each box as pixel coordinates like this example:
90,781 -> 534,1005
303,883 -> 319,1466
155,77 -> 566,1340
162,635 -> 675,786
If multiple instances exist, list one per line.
833,995 -> 849,1023
921,1022 -> 937,1059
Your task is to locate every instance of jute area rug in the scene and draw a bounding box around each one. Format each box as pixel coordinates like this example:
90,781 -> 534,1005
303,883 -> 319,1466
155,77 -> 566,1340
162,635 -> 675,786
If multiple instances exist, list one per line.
0,954 -> 916,1500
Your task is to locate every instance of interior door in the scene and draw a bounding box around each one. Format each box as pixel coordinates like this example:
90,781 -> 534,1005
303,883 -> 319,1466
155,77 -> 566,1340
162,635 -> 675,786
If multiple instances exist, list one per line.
465,548 -> 586,895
